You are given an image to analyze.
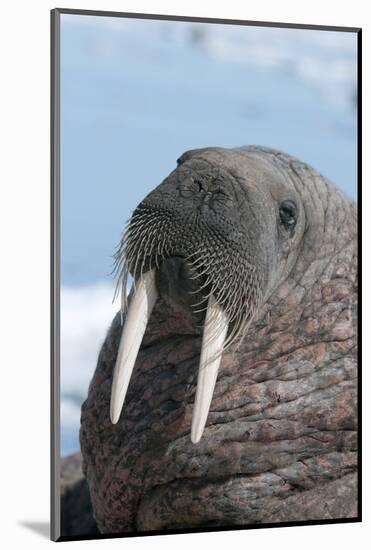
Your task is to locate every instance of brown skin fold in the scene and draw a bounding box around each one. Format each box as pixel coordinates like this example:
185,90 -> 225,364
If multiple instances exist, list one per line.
61,147 -> 357,535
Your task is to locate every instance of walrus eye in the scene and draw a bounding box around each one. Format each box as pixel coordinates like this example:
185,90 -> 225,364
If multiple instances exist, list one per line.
279,200 -> 297,230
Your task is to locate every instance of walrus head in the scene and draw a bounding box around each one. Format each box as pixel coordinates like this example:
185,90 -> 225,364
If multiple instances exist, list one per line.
110,146 -> 306,442
80,146 -> 357,533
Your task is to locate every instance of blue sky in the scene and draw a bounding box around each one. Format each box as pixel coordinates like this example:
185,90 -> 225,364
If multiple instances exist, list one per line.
61,14 -> 357,287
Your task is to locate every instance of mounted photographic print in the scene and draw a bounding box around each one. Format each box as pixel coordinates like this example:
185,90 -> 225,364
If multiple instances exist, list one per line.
51,8 -> 361,542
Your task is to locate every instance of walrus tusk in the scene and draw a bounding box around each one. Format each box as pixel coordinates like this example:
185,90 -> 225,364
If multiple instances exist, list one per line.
191,294 -> 229,444
110,269 -> 158,424
110,271 -> 228,443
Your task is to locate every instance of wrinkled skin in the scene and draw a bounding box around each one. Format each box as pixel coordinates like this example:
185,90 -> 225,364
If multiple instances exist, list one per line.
77,146 -> 357,534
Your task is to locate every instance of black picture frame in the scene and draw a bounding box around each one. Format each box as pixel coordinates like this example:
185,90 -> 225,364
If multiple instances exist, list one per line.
51,8 -> 362,542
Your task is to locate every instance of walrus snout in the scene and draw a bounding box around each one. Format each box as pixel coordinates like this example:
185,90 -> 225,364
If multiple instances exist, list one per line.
109,152 -> 273,442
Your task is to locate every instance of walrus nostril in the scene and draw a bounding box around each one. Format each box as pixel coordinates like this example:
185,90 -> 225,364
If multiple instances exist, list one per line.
195,178 -> 205,192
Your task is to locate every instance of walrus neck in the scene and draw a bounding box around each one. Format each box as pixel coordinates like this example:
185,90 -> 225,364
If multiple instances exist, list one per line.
252,236 -> 357,365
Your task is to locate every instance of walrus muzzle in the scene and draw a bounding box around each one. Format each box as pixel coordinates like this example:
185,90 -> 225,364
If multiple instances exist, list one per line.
109,163 -> 267,443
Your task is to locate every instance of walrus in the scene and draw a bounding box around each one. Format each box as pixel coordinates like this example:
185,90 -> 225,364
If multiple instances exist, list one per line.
77,145 -> 358,535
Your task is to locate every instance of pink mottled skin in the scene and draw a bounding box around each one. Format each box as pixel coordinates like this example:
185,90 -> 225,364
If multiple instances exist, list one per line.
75,147 -> 357,534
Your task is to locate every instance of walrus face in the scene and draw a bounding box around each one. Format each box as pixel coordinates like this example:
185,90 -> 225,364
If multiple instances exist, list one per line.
110,147 -> 306,442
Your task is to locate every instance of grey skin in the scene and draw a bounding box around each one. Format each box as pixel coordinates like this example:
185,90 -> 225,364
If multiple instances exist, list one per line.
70,146 -> 357,535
